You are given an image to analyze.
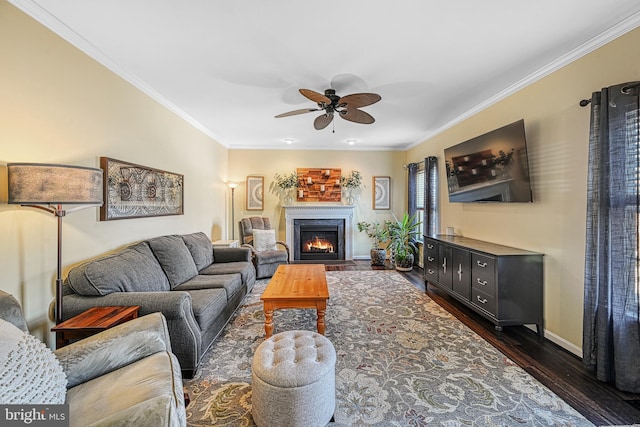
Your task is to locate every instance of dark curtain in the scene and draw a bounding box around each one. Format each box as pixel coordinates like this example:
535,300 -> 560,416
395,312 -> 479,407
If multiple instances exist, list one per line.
583,81 -> 640,393
425,156 -> 439,238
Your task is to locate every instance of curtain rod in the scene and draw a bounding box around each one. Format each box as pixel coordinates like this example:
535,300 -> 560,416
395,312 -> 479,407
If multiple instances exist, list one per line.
403,160 -> 425,170
579,82 -> 640,107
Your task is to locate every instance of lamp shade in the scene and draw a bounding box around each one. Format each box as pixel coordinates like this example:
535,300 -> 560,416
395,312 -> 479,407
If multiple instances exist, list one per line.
8,163 -> 103,205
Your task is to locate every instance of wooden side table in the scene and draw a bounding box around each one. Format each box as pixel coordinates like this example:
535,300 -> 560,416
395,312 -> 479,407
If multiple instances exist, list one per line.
51,306 -> 141,349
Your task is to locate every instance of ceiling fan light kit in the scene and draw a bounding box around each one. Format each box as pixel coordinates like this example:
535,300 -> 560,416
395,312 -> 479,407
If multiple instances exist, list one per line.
276,88 -> 381,130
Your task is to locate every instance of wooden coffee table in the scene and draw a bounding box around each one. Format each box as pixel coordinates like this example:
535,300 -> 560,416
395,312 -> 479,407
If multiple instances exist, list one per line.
260,264 -> 329,338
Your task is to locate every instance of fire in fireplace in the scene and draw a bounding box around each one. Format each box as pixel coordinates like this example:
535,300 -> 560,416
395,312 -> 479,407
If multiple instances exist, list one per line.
294,219 -> 344,261
303,235 -> 335,253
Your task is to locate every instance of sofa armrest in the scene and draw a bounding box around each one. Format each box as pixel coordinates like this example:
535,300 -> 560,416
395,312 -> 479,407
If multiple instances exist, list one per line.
213,246 -> 252,263
62,291 -> 202,373
241,243 -> 257,256
276,241 -> 290,259
61,291 -> 194,321
55,312 -> 171,388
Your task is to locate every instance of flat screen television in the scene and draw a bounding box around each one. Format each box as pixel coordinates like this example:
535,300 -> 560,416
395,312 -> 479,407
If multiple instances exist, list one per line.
444,119 -> 533,203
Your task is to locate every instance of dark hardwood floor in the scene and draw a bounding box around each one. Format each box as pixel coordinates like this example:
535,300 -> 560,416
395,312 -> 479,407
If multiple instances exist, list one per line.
324,261 -> 640,426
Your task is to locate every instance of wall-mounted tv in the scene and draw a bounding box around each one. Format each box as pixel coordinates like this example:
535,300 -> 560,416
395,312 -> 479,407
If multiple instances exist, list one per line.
444,119 -> 533,203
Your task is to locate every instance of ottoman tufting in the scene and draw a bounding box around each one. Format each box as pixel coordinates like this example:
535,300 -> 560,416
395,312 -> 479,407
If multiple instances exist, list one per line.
251,330 -> 336,427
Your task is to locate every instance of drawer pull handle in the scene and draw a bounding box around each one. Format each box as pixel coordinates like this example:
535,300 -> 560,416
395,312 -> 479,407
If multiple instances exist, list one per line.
458,264 -> 463,281
477,278 -> 488,286
428,269 -> 435,274
427,256 -> 434,262
476,260 -> 488,268
442,257 -> 447,274
477,296 -> 488,304
427,244 -> 434,249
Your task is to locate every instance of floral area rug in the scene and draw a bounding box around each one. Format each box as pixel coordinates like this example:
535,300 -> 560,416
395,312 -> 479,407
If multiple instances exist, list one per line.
184,270 -> 593,426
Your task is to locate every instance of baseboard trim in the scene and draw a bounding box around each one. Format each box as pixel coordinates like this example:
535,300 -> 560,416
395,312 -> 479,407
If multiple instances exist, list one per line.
525,324 -> 582,357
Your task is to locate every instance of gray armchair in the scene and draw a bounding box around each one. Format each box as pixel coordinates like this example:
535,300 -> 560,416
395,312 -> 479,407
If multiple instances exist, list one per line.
0,290 -> 186,427
239,217 -> 289,279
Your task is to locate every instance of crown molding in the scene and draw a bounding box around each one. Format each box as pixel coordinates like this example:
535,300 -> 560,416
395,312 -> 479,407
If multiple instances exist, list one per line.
9,0 -> 224,146
11,1 -> 640,152
407,10 -> 640,149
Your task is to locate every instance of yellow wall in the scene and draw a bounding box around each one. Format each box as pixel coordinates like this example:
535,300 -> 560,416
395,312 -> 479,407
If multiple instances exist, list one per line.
0,2 -> 229,340
407,27 -> 640,353
2,0 -> 639,355
227,149 -> 407,254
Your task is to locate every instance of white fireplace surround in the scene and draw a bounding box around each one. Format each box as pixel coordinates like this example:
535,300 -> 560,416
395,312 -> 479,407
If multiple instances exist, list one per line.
284,205 -> 356,261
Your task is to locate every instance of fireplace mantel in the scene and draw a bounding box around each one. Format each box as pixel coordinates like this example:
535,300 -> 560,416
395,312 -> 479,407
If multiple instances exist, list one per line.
284,205 -> 355,261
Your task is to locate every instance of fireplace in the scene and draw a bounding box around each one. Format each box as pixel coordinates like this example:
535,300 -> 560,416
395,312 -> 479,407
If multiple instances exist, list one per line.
284,205 -> 355,261
294,219 -> 344,261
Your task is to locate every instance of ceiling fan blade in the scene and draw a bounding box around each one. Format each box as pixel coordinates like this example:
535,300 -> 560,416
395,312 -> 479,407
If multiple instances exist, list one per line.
339,108 -> 375,124
338,93 -> 381,108
300,88 -> 331,105
275,108 -> 319,118
314,113 -> 334,130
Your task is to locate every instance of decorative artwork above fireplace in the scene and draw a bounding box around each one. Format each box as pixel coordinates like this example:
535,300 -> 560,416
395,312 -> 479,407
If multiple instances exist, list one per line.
296,168 -> 341,202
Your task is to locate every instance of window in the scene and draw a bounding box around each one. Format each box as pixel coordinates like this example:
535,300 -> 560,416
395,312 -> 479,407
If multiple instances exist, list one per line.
408,157 -> 439,242
414,169 -> 425,242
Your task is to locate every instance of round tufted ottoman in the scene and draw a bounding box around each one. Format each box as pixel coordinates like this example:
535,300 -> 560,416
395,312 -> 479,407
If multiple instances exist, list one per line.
251,330 -> 336,427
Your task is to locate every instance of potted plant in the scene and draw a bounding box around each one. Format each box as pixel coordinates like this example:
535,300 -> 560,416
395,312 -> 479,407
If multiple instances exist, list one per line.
274,171 -> 300,204
356,221 -> 389,266
340,170 -> 363,205
387,212 -> 422,271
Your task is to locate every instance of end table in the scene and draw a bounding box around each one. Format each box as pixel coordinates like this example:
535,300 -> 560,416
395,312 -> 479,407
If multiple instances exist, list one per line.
212,239 -> 239,248
51,306 -> 141,349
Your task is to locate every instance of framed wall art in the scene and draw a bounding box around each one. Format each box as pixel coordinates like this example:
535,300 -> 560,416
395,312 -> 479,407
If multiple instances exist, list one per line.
100,157 -> 184,221
373,176 -> 391,210
246,175 -> 264,210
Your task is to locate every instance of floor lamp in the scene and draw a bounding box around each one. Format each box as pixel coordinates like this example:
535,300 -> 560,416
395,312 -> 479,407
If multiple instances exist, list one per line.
227,182 -> 238,239
7,163 -> 103,326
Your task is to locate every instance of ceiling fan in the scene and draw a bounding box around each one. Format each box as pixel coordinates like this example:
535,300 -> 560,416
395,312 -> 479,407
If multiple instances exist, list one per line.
275,88 -> 381,130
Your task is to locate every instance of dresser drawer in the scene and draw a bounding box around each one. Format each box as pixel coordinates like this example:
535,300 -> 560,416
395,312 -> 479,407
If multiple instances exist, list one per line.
424,239 -> 439,282
471,288 -> 496,316
472,253 -> 495,281
424,240 -> 438,258
472,274 -> 496,297
424,264 -> 438,282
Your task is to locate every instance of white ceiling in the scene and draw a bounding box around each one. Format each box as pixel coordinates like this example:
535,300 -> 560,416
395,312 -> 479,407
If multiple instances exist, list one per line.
11,0 -> 640,151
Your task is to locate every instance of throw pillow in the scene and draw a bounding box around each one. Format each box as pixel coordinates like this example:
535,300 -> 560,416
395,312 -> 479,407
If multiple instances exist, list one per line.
253,229 -> 278,252
0,319 -> 67,404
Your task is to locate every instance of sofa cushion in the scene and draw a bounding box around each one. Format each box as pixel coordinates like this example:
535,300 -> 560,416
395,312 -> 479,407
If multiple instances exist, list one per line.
147,235 -> 199,288
182,232 -> 214,270
253,229 -> 278,251
66,351 -> 185,427
0,319 -> 67,404
67,243 -> 170,296
185,289 -> 228,334
199,261 -> 256,292
173,274 -> 244,301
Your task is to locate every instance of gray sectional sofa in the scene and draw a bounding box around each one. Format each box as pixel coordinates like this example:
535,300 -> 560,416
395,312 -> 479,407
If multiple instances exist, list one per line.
60,232 -> 256,378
